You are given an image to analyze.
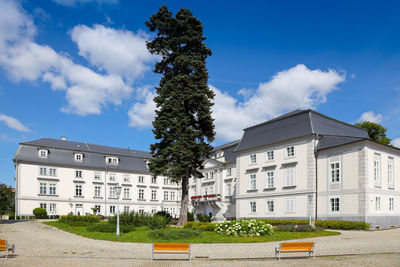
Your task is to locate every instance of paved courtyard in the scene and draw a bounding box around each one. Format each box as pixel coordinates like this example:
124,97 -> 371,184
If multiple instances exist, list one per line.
1,221 -> 400,266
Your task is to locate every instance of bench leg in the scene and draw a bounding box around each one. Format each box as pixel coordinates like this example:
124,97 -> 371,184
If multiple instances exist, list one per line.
151,244 -> 154,261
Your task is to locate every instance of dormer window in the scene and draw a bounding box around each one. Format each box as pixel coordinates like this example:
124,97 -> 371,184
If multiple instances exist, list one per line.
106,156 -> 118,165
74,153 -> 83,162
39,149 -> 48,158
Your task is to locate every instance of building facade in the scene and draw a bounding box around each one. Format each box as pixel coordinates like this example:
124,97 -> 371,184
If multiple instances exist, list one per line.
13,138 -> 181,217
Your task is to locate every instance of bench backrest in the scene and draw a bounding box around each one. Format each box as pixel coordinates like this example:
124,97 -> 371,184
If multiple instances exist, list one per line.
0,240 -> 6,249
280,242 -> 314,250
153,243 -> 189,251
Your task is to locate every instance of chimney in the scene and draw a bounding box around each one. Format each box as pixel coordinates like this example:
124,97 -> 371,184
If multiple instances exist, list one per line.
61,136 -> 66,141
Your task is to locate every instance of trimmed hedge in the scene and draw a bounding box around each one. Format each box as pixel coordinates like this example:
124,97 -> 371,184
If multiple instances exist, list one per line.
184,222 -> 216,231
58,215 -> 100,224
148,228 -> 201,240
274,225 -> 323,232
33,208 -> 47,219
87,223 -> 135,233
259,219 -> 370,230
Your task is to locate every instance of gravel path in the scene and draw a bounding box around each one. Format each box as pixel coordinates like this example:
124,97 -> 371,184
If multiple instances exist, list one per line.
1,220 -> 400,266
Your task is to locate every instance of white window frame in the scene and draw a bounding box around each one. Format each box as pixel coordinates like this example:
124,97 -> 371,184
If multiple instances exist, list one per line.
285,146 -> 295,158
285,167 -> 296,186
227,168 -> 232,176
49,183 -> 57,195
249,174 -> 257,190
388,157 -> 394,189
106,156 -> 119,165
94,186 -> 101,197
75,184 -> 82,196
109,205 -> 116,214
138,207 -> 145,214
109,173 -> 116,181
151,177 -> 157,184
109,187 -> 116,198
163,191 -> 169,201
94,172 -> 101,180
375,196 -> 381,212
389,197 -> 394,212
249,201 -> 257,213
329,161 -> 341,183
40,203 -> 47,210
226,182 -> 232,196
170,191 -> 175,201
123,175 -> 130,183
39,167 -> 47,176
266,170 -> 274,189
285,198 -> 296,213
123,187 -> 130,199
39,149 -> 48,158
138,189 -> 144,200
249,154 -> 257,165
151,190 -> 157,200
74,153 -> 83,162
329,197 -> 340,213
49,203 -> 57,214
94,205 -> 101,214
266,150 -> 274,161
39,182 -> 47,195
75,170 -> 82,178
374,154 -> 381,187
138,176 -> 144,183
266,200 -> 275,213
49,168 -> 57,176
124,206 -> 130,213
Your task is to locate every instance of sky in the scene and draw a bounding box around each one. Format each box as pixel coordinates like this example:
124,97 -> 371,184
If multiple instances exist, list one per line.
1,0 -> 400,186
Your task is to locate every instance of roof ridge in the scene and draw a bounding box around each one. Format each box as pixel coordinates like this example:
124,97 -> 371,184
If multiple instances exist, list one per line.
243,109 -> 310,131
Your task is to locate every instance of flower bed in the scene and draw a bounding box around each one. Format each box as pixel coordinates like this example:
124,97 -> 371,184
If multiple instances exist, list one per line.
215,219 -> 273,237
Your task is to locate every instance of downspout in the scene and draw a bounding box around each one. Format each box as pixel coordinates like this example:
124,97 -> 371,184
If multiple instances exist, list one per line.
314,134 -> 320,224
104,166 -> 108,217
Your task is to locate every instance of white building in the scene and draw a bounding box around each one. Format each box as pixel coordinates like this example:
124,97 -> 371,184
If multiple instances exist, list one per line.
13,138 -> 181,217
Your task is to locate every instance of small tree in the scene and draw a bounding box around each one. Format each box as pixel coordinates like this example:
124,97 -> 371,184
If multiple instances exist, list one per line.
356,121 -> 391,145
0,183 -> 14,215
146,6 -> 215,226
33,207 -> 47,219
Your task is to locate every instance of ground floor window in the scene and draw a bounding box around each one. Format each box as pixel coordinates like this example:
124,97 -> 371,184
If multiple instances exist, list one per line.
151,207 -> 157,214
40,203 -> 47,210
124,206 -> 129,213
249,201 -> 257,213
49,203 -> 56,214
389,197 -> 394,211
94,205 -> 101,214
110,205 -> 115,214
266,200 -> 274,213
138,207 -> 144,214
285,198 -> 295,213
375,196 -> 381,211
330,197 -> 340,212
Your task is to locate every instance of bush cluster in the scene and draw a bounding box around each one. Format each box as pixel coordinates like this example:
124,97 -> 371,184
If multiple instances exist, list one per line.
67,221 -> 95,227
148,228 -> 201,240
184,222 -> 216,231
196,214 -> 212,222
58,215 -> 100,224
259,219 -> 370,230
108,211 -> 168,229
33,208 -> 47,219
87,223 -> 135,233
149,215 -> 168,230
215,219 -> 273,237
274,225 -> 323,232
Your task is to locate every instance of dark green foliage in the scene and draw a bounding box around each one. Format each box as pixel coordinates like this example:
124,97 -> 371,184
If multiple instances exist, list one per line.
86,223 -> 135,233
58,215 -> 100,224
355,121 -> 391,145
187,212 -> 195,222
259,219 -> 370,230
0,184 -> 14,215
108,211 -> 152,226
196,213 -> 212,222
149,215 -> 168,230
148,228 -> 201,240
184,222 -> 216,231
274,225 -> 323,232
154,211 -> 172,224
33,207 -> 47,219
67,221 -> 95,227
146,5 -> 215,225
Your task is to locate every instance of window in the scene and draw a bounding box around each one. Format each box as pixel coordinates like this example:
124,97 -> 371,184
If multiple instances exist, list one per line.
123,175 -> 130,183
205,173 -> 209,180
123,188 -> 130,199
49,203 -> 56,214
330,162 -> 340,183
49,168 -> 57,176
164,191 -> 169,201
124,206 -> 129,213
250,154 -> 257,164
330,197 -> 340,212
170,191 -> 175,201
138,176 -> 144,183
151,177 -> 157,184
151,190 -> 157,200
249,201 -> 257,213
266,150 -> 274,161
109,187 -> 116,198
94,172 -> 101,180
266,170 -> 274,188
285,198 -> 295,213
106,157 -> 118,165
40,203 -> 47,210
375,196 -> 381,211
109,173 -> 116,181
109,205 -> 115,214
151,207 -> 157,214
227,168 -> 232,176
388,158 -> 394,188
94,186 -> 101,197
75,184 -> 82,196
94,205 -> 101,214
138,189 -> 144,200
249,174 -> 257,190
39,182 -> 47,194
389,197 -> 394,211
374,154 -> 381,186
164,178 -> 169,184
210,171 -> 214,179
39,167 -> 47,176
39,150 -> 47,158
75,170 -> 82,178
285,167 -> 296,186
266,200 -> 274,213
138,207 -> 144,214
74,153 -> 83,161
49,183 -> 56,195
226,182 -> 232,196
286,146 -> 295,158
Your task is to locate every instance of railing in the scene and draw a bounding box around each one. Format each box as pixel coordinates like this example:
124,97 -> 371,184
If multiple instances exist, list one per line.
191,194 -> 221,201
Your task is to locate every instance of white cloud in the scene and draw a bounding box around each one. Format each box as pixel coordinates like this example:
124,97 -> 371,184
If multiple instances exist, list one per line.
52,0 -> 117,7
0,0 -> 154,116
393,138 -> 400,148
357,111 -> 383,124
128,86 -> 156,128
0,113 -> 30,132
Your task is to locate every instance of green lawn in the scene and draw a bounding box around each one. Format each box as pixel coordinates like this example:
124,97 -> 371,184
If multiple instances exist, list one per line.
44,221 -> 340,243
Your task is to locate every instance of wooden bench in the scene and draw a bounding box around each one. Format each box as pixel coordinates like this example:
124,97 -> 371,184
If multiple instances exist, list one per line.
0,240 -> 15,259
152,243 -> 191,261
275,242 -> 315,260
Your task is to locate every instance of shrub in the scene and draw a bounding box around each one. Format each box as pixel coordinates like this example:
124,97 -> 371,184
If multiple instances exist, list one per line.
149,215 -> 168,230
196,213 -> 212,222
58,215 -> 100,224
148,228 -> 201,240
274,225 -> 323,232
68,221 -> 94,227
87,223 -> 135,233
154,211 -> 172,224
108,211 -> 152,226
33,207 -> 47,219
184,222 -> 216,231
187,212 -> 195,222
259,219 -> 370,230
215,219 -> 273,237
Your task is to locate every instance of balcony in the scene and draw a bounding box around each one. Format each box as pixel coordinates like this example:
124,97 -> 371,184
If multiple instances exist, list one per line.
191,194 -> 222,209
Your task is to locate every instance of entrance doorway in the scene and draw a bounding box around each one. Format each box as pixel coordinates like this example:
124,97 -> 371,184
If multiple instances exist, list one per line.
75,204 -> 83,215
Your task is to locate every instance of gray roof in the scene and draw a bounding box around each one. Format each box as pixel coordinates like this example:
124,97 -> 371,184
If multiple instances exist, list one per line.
316,136 -> 366,151
14,138 -> 151,173
235,109 -> 369,152
212,140 -> 240,163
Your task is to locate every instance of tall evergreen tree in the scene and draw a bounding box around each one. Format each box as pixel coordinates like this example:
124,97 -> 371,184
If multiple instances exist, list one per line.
145,6 -> 215,225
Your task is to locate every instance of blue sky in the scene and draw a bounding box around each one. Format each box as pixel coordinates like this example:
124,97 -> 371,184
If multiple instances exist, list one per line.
1,0 -> 400,186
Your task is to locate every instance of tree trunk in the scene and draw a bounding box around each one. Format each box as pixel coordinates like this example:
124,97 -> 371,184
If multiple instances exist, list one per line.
177,169 -> 189,226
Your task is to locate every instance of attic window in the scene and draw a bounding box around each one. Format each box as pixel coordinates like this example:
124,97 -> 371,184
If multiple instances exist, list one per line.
39,150 -> 48,158
106,156 -> 118,165
74,153 -> 83,162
